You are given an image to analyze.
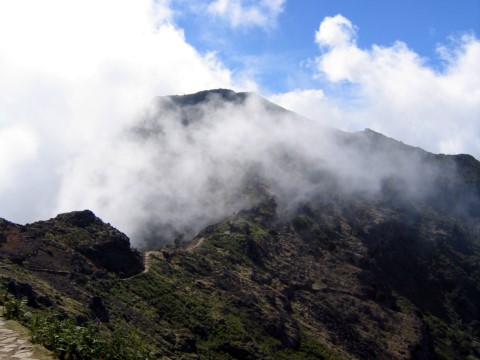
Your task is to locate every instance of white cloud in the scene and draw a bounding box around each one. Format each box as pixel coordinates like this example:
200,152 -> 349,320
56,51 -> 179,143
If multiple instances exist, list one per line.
0,125 -> 37,191
0,0 -> 252,225
207,0 -> 285,28
315,14 -> 357,48
269,89 -> 345,128
1,2 -> 479,246
55,93 -> 445,248
42,17 -> 477,249
273,15 -> 480,159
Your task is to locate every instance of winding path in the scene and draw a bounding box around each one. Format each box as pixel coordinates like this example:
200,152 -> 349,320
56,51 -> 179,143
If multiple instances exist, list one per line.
186,237 -> 204,252
126,240 -> 206,281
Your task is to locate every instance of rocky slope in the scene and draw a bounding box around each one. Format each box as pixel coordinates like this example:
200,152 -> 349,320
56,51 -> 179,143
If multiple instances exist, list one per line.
1,179 -> 479,359
0,210 -> 143,322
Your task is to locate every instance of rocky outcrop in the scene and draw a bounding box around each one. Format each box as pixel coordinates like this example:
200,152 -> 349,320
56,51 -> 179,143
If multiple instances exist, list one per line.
0,210 -> 143,313
25,210 -> 143,278
52,210 -> 144,278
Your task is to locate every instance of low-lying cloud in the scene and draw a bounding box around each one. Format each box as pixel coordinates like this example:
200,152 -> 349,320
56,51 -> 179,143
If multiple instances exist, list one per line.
0,0 -> 251,225
54,91 -> 462,248
1,4 -> 478,249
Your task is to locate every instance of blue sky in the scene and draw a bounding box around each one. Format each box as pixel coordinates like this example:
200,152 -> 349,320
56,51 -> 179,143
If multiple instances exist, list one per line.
173,0 -> 480,93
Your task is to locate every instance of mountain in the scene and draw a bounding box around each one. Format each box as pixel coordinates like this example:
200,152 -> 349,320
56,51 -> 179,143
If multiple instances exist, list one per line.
1,89 -> 479,359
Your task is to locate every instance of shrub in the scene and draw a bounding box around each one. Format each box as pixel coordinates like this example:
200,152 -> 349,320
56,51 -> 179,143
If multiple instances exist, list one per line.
2,295 -> 28,320
2,293 -> 154,360
28,312 -> 155,360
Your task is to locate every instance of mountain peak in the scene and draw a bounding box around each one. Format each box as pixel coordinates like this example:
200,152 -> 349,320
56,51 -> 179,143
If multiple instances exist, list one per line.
167,88 -> 249,106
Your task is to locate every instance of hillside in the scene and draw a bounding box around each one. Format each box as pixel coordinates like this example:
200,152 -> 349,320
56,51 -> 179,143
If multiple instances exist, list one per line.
0,90 -> 479,359
1,187 -> 479,359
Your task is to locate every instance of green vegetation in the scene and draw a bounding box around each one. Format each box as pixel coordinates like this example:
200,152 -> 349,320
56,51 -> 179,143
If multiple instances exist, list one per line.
369,214 -> 480,359
3,294 -> 28,320
1,295 -> 155,360
275,333 -> 343,360
426,315 -> 480,360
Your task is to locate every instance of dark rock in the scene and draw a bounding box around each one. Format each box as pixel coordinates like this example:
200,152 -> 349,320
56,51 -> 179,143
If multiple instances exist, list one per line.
163,331 -> 176,344
216,342 -> 256,359
89,296 -> 109,322
232,292 -> 258,307
176,334 -> 197,353
7,280 -> 52,307
246,236 -> 264,264
191,324 -> 208,338
77,241 -> 143,278
75,314 -> 89,326
250,272 -> 272,285
262,315 -> 286,338
56,210 -> 97,228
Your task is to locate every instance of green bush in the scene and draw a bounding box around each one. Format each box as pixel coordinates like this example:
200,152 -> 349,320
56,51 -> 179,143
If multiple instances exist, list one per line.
2,295 -> 28,320
29,312 -> 155,360
2,294 -> 154,360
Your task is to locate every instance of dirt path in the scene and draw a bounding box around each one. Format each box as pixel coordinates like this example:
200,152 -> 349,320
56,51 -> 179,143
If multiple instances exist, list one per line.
126,240 -> 205,281
0,308 -> 53,359
186,237 -> 204,252
142,251 -> 156,274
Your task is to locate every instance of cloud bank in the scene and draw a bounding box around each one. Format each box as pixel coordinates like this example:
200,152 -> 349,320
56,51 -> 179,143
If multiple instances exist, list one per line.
0,0 -> 252,224
54,91 -> 462,249
272,15 -> 480,159
1,4 -> 478,249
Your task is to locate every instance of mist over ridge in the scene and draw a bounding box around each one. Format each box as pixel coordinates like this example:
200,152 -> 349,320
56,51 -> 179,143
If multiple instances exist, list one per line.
53,89 -> 479,249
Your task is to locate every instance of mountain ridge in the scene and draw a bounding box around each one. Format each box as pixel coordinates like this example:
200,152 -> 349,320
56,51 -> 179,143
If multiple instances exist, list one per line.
1,89 -> 479,359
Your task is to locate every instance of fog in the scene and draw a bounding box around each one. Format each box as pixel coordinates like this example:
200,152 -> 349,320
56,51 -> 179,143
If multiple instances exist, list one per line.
0,2 -> 477,249
53,90 -> 458,249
